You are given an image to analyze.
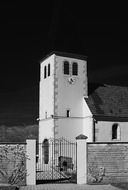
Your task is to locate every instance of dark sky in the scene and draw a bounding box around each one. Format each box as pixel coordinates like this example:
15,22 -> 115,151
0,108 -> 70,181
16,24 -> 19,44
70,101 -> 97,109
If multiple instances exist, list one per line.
0,2 -> 125,93
0,2 -> 127,126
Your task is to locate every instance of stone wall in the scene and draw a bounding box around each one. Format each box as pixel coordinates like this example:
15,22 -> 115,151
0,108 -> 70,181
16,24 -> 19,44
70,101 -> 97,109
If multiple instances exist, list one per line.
0,143 -> 26,185
87,142 -> 128,184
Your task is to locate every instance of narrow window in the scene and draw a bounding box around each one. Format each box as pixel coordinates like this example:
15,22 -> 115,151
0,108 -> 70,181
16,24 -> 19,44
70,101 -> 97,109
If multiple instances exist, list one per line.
67,110 -> 70,117
48,64 -> 50,76
72,62 -> 78,75
44,66 -> 47,79
64,61 -> 69,75
112,123 -> 120,140
42,139 -> 49,164
45,111 -> 47,119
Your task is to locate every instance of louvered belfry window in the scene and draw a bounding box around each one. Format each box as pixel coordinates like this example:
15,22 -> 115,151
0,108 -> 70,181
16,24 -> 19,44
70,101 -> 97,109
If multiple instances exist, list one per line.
44,66 -> 47,78
64,61 -> 69,74
72,62 -> 78,75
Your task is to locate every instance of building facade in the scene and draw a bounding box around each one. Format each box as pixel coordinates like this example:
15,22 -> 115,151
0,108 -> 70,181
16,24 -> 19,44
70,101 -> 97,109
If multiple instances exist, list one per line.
39,52 -> 128,144
39,52 -> 94,143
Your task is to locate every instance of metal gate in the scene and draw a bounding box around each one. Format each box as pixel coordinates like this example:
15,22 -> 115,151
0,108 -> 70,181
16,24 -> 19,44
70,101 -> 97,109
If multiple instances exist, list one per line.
36,138 -> 77,184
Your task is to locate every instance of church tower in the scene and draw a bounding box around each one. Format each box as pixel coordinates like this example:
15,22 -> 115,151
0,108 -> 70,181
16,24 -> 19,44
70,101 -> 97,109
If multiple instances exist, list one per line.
39,52 -> 88,143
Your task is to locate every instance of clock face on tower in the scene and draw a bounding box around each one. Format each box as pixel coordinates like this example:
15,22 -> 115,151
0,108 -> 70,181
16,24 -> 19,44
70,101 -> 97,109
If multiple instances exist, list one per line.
67,77 -> 76,84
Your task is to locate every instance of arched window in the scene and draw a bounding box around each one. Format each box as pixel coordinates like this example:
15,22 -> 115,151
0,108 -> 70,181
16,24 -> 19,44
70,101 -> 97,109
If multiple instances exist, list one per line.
42,139 -> 49,164
64,61 -> 69,75
44,66 -> 47,79
72,62 -> 78,75
112,123 -> 120,140
48,64 -> 50,76
66,109 -> 70,117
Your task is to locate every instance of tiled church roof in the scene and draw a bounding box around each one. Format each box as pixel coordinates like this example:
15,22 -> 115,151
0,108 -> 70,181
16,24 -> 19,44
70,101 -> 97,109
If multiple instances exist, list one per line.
85,84 -> 128,121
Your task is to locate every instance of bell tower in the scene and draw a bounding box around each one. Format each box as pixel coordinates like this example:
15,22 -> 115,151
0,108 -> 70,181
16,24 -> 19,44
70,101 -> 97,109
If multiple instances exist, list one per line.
39,52 -> 87,143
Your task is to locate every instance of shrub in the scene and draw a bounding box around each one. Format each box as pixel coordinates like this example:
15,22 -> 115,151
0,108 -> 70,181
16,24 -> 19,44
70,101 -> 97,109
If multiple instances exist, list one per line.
0,144 -> 28,185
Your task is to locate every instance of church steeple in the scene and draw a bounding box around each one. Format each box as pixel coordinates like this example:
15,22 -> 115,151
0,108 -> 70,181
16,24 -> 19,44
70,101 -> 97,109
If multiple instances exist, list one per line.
39,52 -> 87,142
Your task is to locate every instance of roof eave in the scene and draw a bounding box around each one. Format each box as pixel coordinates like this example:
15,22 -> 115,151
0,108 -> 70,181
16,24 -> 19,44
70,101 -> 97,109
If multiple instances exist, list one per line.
93,115 -> 128,122
39,51 -> 88,63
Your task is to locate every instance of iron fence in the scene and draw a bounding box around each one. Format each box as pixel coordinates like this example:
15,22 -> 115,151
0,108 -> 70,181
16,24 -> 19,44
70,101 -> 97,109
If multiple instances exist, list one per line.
36,138 -> 77,184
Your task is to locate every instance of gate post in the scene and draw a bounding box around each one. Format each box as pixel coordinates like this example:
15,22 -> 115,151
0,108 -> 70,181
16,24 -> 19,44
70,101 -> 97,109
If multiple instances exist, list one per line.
26,139 -> 36,185
76,134 -> 88,184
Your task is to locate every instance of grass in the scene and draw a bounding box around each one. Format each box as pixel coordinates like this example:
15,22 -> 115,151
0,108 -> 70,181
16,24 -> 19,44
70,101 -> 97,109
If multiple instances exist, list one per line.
0,184 -> 19,190
111,183 -> 128,190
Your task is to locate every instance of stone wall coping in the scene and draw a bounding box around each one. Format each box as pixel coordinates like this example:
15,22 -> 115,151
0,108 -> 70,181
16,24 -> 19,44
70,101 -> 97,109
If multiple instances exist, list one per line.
76,134 -> 88,140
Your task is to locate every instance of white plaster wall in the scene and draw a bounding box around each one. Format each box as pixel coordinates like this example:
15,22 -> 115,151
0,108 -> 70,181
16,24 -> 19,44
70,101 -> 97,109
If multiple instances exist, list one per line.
39,54 -> 55,143
39,119 -> 54,143
55,55 -> 87,117
82,98 -> 92,116
95,121 -> 128,142
56,117 -> 93,142
54,55 -> 88,141
39,54 -> 55,119
39,53 -> 91,143
83,117 -> 94,142
55,100 -> 93,142
38,119 -> 54,164
83,99 -> 93,142
56,119 -> 84,141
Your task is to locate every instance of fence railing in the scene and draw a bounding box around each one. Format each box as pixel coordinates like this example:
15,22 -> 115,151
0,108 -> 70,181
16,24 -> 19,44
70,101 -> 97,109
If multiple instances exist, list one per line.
36,138 -> 77,183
